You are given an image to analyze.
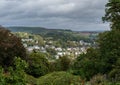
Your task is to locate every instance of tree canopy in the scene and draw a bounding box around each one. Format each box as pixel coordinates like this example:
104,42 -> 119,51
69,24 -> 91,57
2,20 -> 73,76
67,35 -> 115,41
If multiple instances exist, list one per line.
37,71 -> 82,85
0,26 -> 27,68
102,0 -> 120,30
26,52 -> 49,77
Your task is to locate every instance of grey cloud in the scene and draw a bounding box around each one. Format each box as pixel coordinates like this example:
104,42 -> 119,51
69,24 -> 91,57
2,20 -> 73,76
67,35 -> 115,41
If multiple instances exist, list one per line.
0,0 -> 109,31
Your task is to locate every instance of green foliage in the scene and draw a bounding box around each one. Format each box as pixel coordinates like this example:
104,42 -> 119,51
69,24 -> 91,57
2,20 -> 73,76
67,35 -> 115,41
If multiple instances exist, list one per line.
6,57 -> 28,85
44,31 -> 75,42
0,27 -> 27,69
26,74 -> 37,85
35,35 -> 45,46
102,0 -> 120,30
26,52 -> 49,77
90,74 -> 120,85
90,74 -> 109,85
46,48 -> 57,56
71,0 -> 120,81
98,30 -> 120,73
15,32 -> 45,46
49,56 -> 71,72
37,71 -> 82,85
109,69 -> 120,81
72,30 -> 120,81
108,58 -> 120,81
72,48 -> 102,80
44,31 -> 93,48
0,57 -> 28,85
45,31 -> 90,42
0,67 -> 6,85
49,61 -> 61,72
100,0 -> 120,82
8,26 -> 72,35
67,41 -> 77,47
58,56 -> 71,71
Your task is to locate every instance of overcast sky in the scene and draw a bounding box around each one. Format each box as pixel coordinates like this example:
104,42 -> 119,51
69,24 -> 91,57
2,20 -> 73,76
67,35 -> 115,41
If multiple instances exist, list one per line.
0,0 -> 110,31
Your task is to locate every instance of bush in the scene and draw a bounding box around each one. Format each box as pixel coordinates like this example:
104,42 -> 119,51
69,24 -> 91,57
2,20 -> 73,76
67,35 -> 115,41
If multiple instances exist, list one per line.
49,56 -> 71,72
37,71 -> 82,85
59,56 -> 71,71
26,52 -> 49,77
109,69 -> 120,82
0,57 -> 28,85
72,48 -> 101,80
26,74 -> 37,85
90,74 -> 109,85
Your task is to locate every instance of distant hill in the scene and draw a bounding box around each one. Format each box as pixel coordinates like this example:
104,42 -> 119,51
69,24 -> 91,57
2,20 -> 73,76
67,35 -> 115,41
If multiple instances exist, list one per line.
6,26 -> 72,34
6,26 -> 103,34
5,26 -> 100,44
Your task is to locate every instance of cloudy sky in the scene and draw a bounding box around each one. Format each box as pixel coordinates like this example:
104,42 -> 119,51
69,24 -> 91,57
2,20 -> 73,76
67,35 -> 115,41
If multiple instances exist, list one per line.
0,0 -> 109,31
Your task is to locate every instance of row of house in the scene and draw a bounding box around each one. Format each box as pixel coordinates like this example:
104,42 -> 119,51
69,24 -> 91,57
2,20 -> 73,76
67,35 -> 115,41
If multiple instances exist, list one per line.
22,38 -> 91,59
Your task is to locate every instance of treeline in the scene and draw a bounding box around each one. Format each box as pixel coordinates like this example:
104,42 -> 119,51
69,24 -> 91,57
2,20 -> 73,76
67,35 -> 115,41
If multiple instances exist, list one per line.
14,31 -> 94,48
7,26 -> 72,34
8,26 -> 96,44
42,31 -> 95,48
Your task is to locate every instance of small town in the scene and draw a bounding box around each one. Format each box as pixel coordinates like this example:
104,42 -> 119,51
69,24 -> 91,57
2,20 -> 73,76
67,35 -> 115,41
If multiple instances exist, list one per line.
16,32 -> 95,59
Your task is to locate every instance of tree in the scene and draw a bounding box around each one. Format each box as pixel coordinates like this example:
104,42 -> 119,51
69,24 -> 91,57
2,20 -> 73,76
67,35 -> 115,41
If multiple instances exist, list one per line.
7,57 -> 28,85
72,0 -> 120,82
26,52 -> 49,77
46,48 -> 57,56
49,56 -> 71,72
0,57 -> 28,85
108,58 -> 120,81
0,26 -> 27,69
100,0 -> 120,81
72,48 -> 101,80
102,0 -> 120,30
37,71 -> 82,85
98,30 -> 120,73
59,56 -> 71,71
34,35 -> 45,46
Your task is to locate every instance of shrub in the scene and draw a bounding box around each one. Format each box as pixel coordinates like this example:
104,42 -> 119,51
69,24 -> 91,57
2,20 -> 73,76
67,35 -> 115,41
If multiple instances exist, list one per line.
26,52 -> 49,77
37,71 -> 82,85
0,57 -> 28,85
90,74 -> 109,85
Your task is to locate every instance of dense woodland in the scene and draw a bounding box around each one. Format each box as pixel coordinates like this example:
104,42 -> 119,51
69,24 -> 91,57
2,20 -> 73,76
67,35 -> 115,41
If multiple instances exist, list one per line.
0,0 -> 120,85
